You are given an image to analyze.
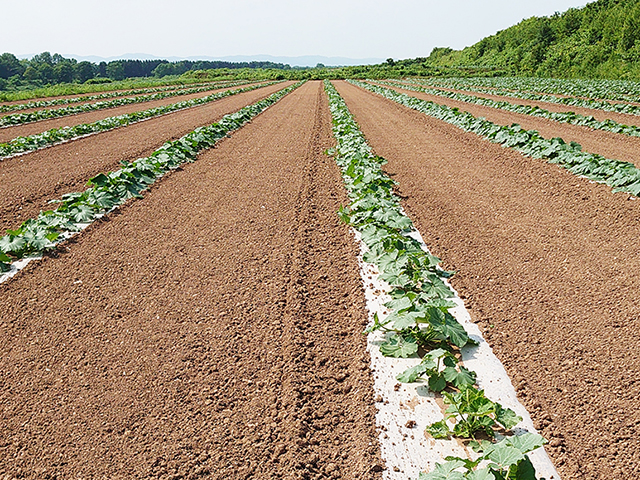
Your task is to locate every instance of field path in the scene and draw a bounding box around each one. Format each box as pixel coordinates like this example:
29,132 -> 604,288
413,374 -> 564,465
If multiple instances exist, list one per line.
335,80 -> 640,480
0,82 -> 291,233
0,84 -> 258,143
0,81 -> 383,479
378,83 -> 640,167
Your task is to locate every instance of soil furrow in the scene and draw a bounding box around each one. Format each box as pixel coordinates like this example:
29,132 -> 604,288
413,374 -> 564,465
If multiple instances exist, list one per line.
0,85 -> 259,143
0,81 -> 382,479
334,80 -> 640,480
0,82 -> 291,233
0,84 -> 218,117
416,84 -> 640,122
380,83 -> 640,167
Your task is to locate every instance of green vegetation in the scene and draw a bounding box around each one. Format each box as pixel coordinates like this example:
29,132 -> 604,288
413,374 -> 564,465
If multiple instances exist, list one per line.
324,79 -> 546,480
0,81 -> 249,127
422,0 -> 640,79
353,80 -> 640,197
0,82 -> 301,272
379,79 -> 640,138
0,82 -> 277,158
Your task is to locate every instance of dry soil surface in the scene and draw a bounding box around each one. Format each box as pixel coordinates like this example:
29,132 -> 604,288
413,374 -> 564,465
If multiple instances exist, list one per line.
0,82 -> 291,233
0,81 -> 383,479
335,80 -> 640,480
379,82 -> 640,167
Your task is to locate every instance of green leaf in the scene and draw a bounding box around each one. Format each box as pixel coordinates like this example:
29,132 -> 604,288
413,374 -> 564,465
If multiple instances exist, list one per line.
428,372 -> 447,392
485,444 -> 525,468
0,235 -> 26,255
397,363 -> 428,383
420,460 -> 466,480
495,405 -> 522,430
504,433 -> 547,454
443,366 -> 477,389
467,468 -> 496,480
426,420 -> 451,439
380,335 -> 418,358
507,456 -> 536,480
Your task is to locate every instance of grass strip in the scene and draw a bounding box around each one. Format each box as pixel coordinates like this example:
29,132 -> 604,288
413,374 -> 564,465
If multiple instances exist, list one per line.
0,81 -> 252,127
352,80 -> 640,197
381,79 -> 640,139
324,80 -> 546,480
0,82 -> 303,273
0,81 -> 280,159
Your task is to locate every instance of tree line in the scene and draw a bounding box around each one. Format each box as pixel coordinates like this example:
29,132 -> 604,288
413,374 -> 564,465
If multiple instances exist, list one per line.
0,52 -> 293,91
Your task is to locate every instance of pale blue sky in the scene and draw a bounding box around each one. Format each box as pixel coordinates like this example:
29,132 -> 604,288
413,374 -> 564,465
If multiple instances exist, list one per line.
2,0 -> 588,60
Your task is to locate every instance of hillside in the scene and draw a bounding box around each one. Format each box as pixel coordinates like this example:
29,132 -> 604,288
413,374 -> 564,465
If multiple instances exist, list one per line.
425,0 -> 640,79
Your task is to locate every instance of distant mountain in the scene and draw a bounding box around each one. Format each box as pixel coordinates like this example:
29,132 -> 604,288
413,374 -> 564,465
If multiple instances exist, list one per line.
17,53 -> 384,67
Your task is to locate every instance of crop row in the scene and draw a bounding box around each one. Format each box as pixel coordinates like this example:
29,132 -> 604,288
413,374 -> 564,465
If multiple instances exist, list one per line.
415,76 -> 640,104
352,80 -> 640,197
405,78 -> 640,118
379,80 -> 640,139
324,80 -> 546,480
0,81 -> 235,114
0,81 -> 252,128
0,82 -> 302,275
0,82 -> 280,159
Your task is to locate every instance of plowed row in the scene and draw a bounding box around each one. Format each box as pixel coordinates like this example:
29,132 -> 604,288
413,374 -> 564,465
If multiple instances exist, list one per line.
1,79 -> 637,480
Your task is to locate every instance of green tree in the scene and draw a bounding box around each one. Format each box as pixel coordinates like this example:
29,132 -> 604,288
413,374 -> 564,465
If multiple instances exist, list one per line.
54,62 -> 74,83
74,61 -> 95,82
0,52 -> 23,79
106,61 -> 125,80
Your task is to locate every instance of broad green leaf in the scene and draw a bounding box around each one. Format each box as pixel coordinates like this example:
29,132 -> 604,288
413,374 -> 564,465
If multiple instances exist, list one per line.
420,460 -> 466,480
443,366 -> 477,389
504,433 -> 547,454
428,373 -> 447,392
485,444 -> 524,468
380,335 -> 418,358
0,235 -> 26,255
426,420 -> 451,439
467,468 -> 496,480
495,405 -> 522,430
507,456 -> 536,480
397,363 -> 428,383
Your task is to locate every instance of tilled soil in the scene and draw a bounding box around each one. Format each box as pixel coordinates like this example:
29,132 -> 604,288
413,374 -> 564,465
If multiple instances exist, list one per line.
0,81 -> 383,479
0,84 -> 217,117
0,82 -> 292,233
378,83 -> 640,167
0,85 -> 259,143
334,80 -> 640,480
415,84 -> 640,125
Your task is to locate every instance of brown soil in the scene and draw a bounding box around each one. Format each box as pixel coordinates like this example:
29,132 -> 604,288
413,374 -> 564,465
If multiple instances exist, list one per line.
0,82 -> 223,107
0,82 -> 292,233
0,85 -> 260,143
377,83 -> 640,168
0,81 -> 383,479
0,84 -> 222,117
334,80 -> 640,480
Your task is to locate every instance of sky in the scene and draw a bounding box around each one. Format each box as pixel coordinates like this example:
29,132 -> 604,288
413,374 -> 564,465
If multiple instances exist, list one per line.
1,0 -> 589,61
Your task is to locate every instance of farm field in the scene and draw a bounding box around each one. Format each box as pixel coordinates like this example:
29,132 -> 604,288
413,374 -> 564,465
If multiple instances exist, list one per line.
1,77 -> 639,480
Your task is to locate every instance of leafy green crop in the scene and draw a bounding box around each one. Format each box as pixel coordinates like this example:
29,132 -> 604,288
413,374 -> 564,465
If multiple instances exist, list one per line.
0,81 -> 282,159
324,80 -> 546,480
0,80 -> 253,127
0,80 -> 237,114
419,433 -> 547,480
379,80 -> 640,139
351,80 -> 640,198
0,82 -> 303,273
